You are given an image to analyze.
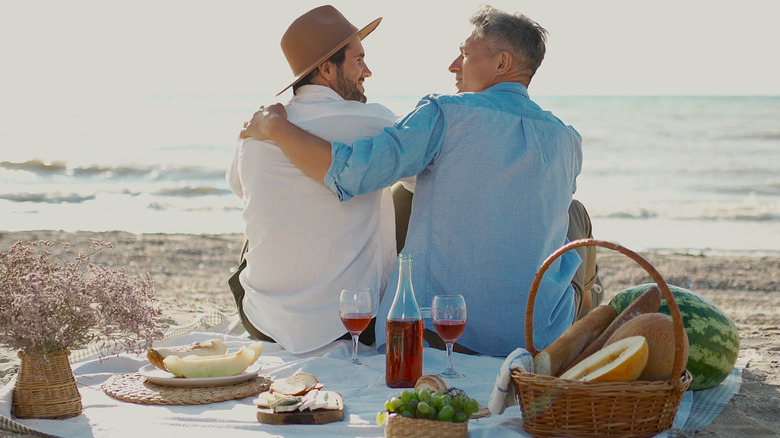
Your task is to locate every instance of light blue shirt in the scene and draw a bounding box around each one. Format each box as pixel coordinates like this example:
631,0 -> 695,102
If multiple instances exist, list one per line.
325,82 -> 583,356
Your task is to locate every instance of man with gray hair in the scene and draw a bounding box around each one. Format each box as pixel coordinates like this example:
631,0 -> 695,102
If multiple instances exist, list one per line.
241,5 -> 602,356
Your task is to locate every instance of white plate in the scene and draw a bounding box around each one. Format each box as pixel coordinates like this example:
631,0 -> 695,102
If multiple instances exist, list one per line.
138,363 -> 261,387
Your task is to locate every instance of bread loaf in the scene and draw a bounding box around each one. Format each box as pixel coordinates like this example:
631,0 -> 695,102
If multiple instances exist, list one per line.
533,304 -> 617,376
563,285 -> 661,374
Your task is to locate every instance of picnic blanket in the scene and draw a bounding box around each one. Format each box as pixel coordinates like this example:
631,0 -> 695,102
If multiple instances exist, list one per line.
0,309 -> 744,438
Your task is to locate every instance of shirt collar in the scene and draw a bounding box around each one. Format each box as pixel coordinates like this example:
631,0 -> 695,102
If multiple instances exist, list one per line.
291,84 -> 345,103
484,81 -> 530,98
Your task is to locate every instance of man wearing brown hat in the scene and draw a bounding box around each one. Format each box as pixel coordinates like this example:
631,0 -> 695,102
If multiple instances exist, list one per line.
226,5 -> 403,354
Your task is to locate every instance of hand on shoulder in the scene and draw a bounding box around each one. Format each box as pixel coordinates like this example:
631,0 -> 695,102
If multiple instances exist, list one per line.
240,103 -> 288,141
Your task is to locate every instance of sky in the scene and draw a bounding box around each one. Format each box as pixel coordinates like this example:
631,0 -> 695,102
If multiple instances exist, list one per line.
2,0 -> 780,110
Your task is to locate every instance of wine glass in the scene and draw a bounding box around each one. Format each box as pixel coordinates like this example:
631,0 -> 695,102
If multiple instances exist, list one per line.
339,288 -> 375,365
432,294 -> 467,378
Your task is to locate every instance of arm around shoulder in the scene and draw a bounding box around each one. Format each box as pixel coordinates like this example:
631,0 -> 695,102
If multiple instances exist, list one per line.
241,104 -> 333,183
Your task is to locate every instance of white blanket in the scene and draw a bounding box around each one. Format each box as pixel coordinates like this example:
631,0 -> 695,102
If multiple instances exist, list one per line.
0,311 -> 725,438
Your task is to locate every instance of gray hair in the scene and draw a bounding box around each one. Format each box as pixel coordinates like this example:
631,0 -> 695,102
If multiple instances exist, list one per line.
469,5 -> 548,78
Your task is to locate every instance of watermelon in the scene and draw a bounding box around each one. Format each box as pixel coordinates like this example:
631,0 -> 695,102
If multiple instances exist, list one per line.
609,283 -> 739,390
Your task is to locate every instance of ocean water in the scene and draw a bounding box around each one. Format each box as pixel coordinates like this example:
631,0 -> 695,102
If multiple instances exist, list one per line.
1,95 -> 779,256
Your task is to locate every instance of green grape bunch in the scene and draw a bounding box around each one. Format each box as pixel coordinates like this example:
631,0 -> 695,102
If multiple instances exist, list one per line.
376,387 -> 480,425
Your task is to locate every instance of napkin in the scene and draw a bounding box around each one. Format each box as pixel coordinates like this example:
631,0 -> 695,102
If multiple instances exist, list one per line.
488,348 -> 533,415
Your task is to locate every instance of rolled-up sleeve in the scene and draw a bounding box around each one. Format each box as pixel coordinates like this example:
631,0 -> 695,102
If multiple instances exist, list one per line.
325,96 -> 446,201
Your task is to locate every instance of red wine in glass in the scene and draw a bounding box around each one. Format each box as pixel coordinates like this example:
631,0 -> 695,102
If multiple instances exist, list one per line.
432,295 -> 466,378
433,319 -> 466,342
341,312 -> 372,334
339,288 -> 374,365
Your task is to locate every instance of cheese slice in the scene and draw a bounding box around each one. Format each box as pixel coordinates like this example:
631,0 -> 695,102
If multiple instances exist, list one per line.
299,390 -> 319,411
269,394 -> 301,410
307,390 -> 328,410
324,391 -> 341,410
274,401 -> 303,412
253,391 -> 276,408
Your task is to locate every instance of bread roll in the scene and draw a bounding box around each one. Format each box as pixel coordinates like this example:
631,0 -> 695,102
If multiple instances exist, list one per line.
414,375 -> 448,393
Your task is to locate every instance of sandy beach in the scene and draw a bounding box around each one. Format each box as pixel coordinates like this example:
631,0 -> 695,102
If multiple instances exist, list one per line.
1,230 -> 778,436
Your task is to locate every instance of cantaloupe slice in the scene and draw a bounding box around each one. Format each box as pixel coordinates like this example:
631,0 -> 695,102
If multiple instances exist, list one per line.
163,343 -> 262,378
605,313 -> 689,381
559,336 -> 649,382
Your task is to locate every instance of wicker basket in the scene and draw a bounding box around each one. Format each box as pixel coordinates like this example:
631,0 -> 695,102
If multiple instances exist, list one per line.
12,349 -> 82,419
384,414 -> 467,438
512,239 -> 692,438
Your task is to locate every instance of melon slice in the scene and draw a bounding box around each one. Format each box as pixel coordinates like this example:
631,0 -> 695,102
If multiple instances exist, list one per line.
163,344 -> 260,378
610,283 -> 740,390
249,342 -> 264,362
559,336 -> 649,382
606,313 -> 689,381
147,338 -> 227,371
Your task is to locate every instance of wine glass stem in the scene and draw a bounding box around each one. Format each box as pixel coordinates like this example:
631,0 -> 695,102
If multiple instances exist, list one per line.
351,334 -> 360,363
445,341 -> 455,371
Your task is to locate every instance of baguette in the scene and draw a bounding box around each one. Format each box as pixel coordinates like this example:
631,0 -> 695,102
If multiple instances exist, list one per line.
533,304 -> 617,376
562,285 -> 662,374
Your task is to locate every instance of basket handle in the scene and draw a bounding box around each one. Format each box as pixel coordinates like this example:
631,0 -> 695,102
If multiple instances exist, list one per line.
525,239 -> 688,382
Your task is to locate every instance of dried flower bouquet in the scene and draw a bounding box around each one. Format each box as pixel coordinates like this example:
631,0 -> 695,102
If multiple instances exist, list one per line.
0,239 -> 164,357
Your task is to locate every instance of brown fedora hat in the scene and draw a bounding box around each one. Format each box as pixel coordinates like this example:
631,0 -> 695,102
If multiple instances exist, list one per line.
277,5 -> 381,96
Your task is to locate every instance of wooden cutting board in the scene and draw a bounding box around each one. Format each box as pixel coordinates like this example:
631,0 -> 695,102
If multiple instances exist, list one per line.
256,392 -> 344,425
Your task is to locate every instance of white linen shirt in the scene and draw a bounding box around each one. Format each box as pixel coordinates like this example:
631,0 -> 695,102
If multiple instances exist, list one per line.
226,85 -> 398,354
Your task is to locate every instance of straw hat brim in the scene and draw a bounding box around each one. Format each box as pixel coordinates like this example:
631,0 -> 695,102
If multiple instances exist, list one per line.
276,16 -> 382,96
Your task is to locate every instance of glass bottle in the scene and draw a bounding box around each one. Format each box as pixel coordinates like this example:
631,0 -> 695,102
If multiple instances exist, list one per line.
385,253 -> 423,388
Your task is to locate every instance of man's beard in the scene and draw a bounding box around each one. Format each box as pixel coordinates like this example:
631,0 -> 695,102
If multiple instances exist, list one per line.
335,67 -> 367,103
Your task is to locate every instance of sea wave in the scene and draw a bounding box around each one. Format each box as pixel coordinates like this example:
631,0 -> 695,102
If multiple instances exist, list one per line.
1,185 -> 232,204
1,160 -> 67,173
0,159 -> 225,181
604,209 -> 658,219
154,186 -> 232,197
705,184 -> 780,196
726,131 -> 780,141
0,192 -> 96,203
599,207 -> 780,223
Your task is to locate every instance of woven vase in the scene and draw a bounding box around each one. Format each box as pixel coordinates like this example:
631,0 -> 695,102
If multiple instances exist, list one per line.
12,349 -> 82,419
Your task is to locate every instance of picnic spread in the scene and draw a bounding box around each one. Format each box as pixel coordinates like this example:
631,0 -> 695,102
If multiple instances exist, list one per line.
0,308 -> 745,438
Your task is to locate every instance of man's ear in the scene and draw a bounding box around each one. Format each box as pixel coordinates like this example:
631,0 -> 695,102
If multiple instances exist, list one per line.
318,61 -> 336,83
496,51 -> 512,74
